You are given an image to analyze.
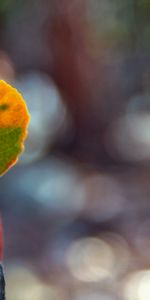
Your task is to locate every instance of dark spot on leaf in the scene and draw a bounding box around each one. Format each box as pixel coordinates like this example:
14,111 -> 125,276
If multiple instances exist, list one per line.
0,104 -> 9,111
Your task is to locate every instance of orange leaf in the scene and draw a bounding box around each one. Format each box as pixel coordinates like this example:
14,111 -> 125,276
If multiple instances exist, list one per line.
0,80 -> 30,175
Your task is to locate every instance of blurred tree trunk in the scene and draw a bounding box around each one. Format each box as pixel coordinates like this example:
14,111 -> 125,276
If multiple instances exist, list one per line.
47,0 -> 112,162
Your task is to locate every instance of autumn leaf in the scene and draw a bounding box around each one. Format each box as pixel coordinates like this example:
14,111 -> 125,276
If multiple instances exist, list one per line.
0,80 -> 29,176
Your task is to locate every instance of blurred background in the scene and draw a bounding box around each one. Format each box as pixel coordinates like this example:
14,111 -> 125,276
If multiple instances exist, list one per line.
0,0 -> 150,299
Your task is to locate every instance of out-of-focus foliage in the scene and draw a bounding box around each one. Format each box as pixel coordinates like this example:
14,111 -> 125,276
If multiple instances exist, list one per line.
0,0 -> 150,299
0,0 -> 12,13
